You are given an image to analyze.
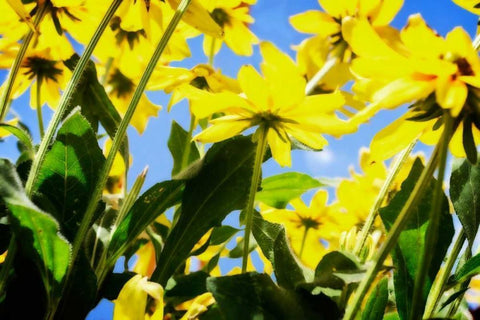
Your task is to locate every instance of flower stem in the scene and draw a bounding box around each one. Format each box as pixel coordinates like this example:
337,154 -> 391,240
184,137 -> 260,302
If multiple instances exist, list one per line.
473,28 -> 480,50
36,79 -> 44,139
424,229 -> 466,318
0,3 -> 47,121
69,0 -> 193,283
299,226 -> 310,259
208,37 -> 216,66
242,125 -> 268,273
304,56 -> 339,95
25,0 -> 123,196
409,114 -> 454,320
353,140 -> 417,257
343,140 -> 442,320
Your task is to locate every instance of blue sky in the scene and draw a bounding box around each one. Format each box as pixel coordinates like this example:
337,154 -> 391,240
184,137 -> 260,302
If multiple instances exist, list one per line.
1,0 -> 478,318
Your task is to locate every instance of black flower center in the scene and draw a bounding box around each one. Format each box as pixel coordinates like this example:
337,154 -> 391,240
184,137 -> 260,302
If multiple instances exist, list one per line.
22,56 -> 63,83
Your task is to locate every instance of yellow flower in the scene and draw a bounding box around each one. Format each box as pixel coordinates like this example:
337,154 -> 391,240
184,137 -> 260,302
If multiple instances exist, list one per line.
452,0 -> 480,15
191,42 -> 352,167
2,48 -> 72,110
290,0 -> 403,58
201,0 -> 259,57
175,292 -> 215,320
104,67 -> 161,134
261,190 -> 351,268
113,274 -> 164,320
344,14 -> 480,160
150,64 -> 240,110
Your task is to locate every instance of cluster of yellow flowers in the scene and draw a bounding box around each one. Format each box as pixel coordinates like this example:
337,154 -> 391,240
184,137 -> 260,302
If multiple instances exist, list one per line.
2,0 -> 480,318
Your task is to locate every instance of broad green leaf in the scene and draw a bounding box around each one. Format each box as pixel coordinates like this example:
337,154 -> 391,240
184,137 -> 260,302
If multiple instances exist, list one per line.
168,121 -> 200,176
207,272 -> 340,320
256,172 -> 323,208
151,136 -> 256,286
450,158 -> 480,248
252,212 -> 313,289
361,277 -> 389,320
210,225 -> 240,246
108,180 -> 184,263
33,109 -> 105,241
380,158 -> 454,320
314,251 -> 359,289
63,54 -> 129,166
455,253 -> 480,282
0,159 -> 71,295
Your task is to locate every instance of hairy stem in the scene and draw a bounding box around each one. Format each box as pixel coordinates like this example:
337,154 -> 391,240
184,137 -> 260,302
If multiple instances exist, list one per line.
242,125 -> 268,273
343,140 -> 441,320
353,140 -> 417,257
0,3 -> 48,121
36,79 -> 44,138
410,114 -> 454,320
25,0 -> 123,196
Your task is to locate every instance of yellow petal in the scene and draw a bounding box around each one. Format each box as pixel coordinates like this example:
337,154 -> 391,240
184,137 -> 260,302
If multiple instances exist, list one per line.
400,14 -> 445,58
131,94 -> 162,134
371,0 -> 403,26
289,10 -> 339,36
193,117 -> 251,143
285,124 -> 328,150
113,275 -> 148,320
318,0 -> 349,17
342,17 -> 403,60
190,91 -> 253,119
167,0 -> 223,38
6,0 -> 36,31
267,129 -> 291,167
372,77 -> 435,109
370,113 -> 429,160
259,42 -> 306,109
311,189 -> 329,209
223,19 -> 258,56
435,78 -> 468,117
179,293 -> 215,320
238,65 -> 270,110
452,0 -> 480,15
202,35 -> 222,58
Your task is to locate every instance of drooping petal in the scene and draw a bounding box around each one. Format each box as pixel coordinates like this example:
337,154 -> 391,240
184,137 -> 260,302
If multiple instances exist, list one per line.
435,77 -> 468,117
190,91 -> 253,119
267,129 -> 292,167
372,76 -> 435,109
223,18 -> 258,56
285,124 -> 328,150
193,117 -> 251,142
371,0 -> 404,26
370,113 -> 429,160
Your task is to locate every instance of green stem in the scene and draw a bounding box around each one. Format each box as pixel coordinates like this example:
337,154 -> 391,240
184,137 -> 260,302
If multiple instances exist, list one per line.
70,0 -> 193,281
304,56 -> 338,95
343,140 -> 442,320
424,229 -> 466,318
0,237 -> 17,296
242,125 -> 268,273
353,140 -> 417,257
100,57 -> 114,85
410,114 -> 454,320
36,79 -> 44,139
0,4 -> 48,121
24,0 -> 123,196
473,27 -> 480,50
299,226 -> 310,259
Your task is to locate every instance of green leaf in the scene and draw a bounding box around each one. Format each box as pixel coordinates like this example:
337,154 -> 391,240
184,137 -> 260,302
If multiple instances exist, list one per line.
380,158 -> 454,320
252,212 -> 313,289
0,123 -> 34,158
314,251 -> 359,289
361,277 -> 389,320
0,159 -> 71,296
151,136 -> 256,286
210,225 -> 240,246
256,172 -> 323,208
168,121 -> 200,176
207,272 -> 340,320
33,109 -> 105,241
455,253 -> 480,282
165,271 -> 209,304
63,54 -> 129,166
450,158 -> 480,248
108,180 -> 184,263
